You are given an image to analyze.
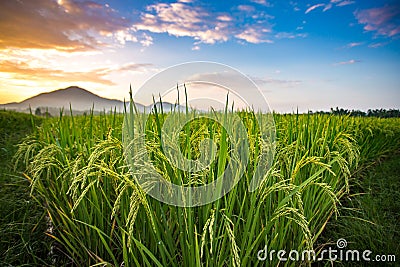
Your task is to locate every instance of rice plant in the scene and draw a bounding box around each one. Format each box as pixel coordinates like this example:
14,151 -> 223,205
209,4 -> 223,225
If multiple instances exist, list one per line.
14,99 -> 400,266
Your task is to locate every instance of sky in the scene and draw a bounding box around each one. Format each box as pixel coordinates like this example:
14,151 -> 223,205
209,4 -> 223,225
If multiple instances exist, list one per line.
0,0 -> 399,112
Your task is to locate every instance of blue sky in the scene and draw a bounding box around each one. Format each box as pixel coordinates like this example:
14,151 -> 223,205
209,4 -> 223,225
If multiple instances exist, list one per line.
0,0 -> 399,112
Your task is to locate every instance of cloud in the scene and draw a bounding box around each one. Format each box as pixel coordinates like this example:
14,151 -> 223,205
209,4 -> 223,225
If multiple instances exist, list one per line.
216,15 -> 233,22
252,76 -> 302,87
135,2 -> 274,45
139,71 -> 268,110
184,72 -> 254,88
235,27 -> 273,44
289,1 -> 301,11
344,42 -> 364,48
112,62 -> 153,73
336,1 -> 355,6
134,3 -> 228,44
354,5 -> 400,38
323,3 -> 333,12
330,0 -> 355,6
114,29 -> 138,45
368,42 -> 389,48
249,0 -> 271,7
0,60 -> 152,86
305,1 -> 355,14
140,33 -> 153,47
305,4 -> 325,14
275,32 -> 308,39
333,59 -> 361,65
0,60 -> 113,85
336,1 -> 355,7
237,5 -> 256,12
0,0 -> 138,52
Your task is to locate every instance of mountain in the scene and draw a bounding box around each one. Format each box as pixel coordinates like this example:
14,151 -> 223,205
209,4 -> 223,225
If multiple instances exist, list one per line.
147,102 -> 188,113
0,86 -> 128,112
0,86 -> 186,115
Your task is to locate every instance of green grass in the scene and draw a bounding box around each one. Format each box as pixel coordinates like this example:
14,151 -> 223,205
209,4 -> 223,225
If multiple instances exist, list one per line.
319,151 -> 400,266
0,110 -> 52,266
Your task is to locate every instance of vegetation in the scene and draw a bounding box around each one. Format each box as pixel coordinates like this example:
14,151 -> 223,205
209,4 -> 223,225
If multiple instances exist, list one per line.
6,97 -> 399,266
312,107 -> 400,118
320,152 -> 400,266
34,107 -> 52,117
2,100 -> 400,266
0,111 -> 51,266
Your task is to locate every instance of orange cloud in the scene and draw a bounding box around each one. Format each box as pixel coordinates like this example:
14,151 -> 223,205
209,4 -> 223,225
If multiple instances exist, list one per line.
0,0 -> 132,51
0,60 -> 114,85
0,60 -> 153,86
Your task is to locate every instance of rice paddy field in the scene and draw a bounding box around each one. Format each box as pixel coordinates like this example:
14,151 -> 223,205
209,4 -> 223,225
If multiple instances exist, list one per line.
2,103 -> 400,266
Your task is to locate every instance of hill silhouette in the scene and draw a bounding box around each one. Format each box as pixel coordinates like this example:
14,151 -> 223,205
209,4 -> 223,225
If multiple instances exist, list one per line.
0,86 -> 187,115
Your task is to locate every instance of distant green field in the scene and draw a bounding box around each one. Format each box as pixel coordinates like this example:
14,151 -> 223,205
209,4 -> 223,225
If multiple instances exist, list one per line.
1,107 -> 400,266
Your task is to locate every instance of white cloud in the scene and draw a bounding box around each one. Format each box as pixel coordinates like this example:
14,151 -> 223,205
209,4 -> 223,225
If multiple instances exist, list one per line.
235,27 -> 273,44
217,15 -> 233,21
368,42 -> 389,48
323,3 -> 332,12
334,59 -> 361,65
251,76 -> 302,88
345,42 -> 363,48
336,1 -> 355,7
275,32 -> 308,39
289,1 -> 300,11
114,29 -> 138,45
305,1 -> 355,14
135,3 -> 229,44
238,5 -> 256,12
109,62 -> 154,73
305,4 -> 325,14
249,0 -> 271,7
140,33 -> 153,47
135,2 -> 275,45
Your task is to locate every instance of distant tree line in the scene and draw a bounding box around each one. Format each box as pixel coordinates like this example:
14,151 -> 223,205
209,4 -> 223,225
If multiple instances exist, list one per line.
34,107 -> 52,117
25,106 -> 400,118
311,107 -> 400,118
